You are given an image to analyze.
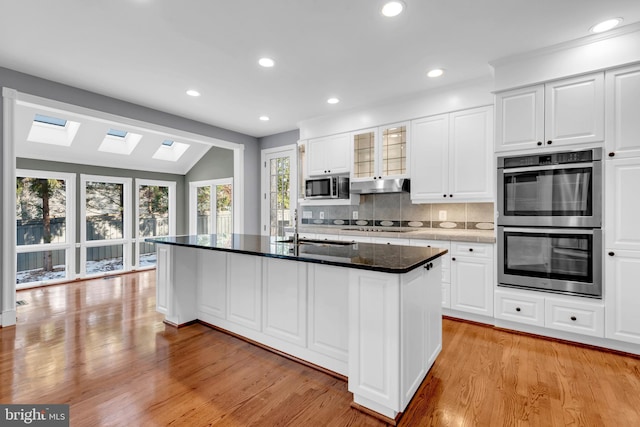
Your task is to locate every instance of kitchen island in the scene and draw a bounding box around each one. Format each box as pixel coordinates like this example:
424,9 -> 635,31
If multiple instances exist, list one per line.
148,234 -> 447,422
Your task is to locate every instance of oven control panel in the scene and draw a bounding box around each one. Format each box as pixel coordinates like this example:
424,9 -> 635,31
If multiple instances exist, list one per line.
500,148 -> 600,169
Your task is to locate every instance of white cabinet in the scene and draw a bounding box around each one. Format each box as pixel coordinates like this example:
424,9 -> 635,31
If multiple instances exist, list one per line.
605,64 -> 640,159
307,133 -> 351,176
450,242 -> 494,318
308,264 -> 349,362
155,245 -> 171,314
263,258 -> 307,347
495,72 -> 604,152
605,250 -> 640,344
410,239 -> 451,308
495,287 -> 605,338
605,157 -> 640,251
352,122 -> 409,181
411,106 -> 493,203
227,253 -> 262,331
197,249 -> 227,320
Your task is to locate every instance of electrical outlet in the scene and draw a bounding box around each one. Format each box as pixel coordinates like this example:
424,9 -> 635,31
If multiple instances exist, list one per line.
439,210 -> 447,221
303,210 -> 312,219
352,211 -> 358,220
319,211 -> 325,220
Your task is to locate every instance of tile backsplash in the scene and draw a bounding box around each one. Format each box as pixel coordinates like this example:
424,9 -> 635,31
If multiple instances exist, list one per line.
301,193 -> 494,230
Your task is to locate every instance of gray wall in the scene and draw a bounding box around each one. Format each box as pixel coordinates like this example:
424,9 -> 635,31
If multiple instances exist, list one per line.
16,157 -> 186,275
1,66 -> 260,318
259,129 -> 300,150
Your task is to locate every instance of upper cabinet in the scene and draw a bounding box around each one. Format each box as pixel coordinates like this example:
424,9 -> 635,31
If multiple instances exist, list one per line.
307,133 -> 351,176
605,64 -> 640,159
351,122 -> 409,182
495,72 -> 604,152
411,106 -> 493,203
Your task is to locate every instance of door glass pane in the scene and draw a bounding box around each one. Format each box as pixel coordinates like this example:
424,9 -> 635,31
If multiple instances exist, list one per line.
269,157 -> 291,239
197,186 -> 211,234
138,185 -> 170,237
16,177 -> 67,245
216,184 -> 232,245
86,245 -> 124,274
85,182 -> 124,241
17,249 -> 66,285
382,126 -> 406,176
138,242 -> 156,267
353,131 -> 375,178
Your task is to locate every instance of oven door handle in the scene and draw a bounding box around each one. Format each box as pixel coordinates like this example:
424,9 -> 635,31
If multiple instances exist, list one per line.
500,162 -> 595,174
501,227 -> 596,235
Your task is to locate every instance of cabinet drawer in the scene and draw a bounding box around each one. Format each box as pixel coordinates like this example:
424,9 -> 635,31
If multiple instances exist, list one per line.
495,289 -> 545,327
452,242 -> 492,258
545,298 -> 604,338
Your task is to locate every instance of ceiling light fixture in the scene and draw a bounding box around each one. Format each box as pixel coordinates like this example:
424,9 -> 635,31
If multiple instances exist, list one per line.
381,1 -> 405,17
186,89 -> 200,97
259,116 -> 270,121
590,18 -> 622,33
327,97 -> 340,104
427,68 -> 444,78
258,57 -> 275,68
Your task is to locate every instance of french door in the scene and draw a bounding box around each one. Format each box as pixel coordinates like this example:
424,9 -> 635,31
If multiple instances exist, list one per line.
135,179 -> 176,268
189,179 -> 233,243
261,145 -> 297,239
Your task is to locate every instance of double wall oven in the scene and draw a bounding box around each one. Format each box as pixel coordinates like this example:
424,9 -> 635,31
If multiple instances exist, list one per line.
497,148 -> 603,298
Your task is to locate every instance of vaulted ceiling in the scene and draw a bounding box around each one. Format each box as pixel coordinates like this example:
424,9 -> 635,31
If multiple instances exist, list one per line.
2,0 -> 640,140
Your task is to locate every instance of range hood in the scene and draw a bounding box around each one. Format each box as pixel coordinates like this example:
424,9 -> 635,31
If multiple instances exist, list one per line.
350,178 -> 410,194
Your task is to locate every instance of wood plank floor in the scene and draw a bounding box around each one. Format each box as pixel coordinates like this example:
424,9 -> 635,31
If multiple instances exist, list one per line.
2,271 -> 639,426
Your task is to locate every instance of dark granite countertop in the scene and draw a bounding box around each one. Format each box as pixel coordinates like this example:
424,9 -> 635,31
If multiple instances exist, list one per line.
147,234 -> 448,274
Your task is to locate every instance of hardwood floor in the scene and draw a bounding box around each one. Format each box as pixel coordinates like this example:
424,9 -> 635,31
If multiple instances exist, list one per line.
2,271 -> 639,426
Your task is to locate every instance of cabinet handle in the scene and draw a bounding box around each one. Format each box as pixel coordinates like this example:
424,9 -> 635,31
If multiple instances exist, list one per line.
570,316 -> 577,322
443,194 -> 447,197
515,307 -> 521,312
425,264 -> 430,270
449,194 -> 453,198
537,141 -> 543,146
608,152 -> 615,157
469,248 -> 473,252
547,140 -> 552,145
430,262 -> 433,268
608,251 -> 615,256
452,257 -> 456,261
378,176 -> 382,179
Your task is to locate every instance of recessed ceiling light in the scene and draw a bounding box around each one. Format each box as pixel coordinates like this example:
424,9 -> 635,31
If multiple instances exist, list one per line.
427,68 -> 444,78
327,97 -> 340,104
381,1 -> 405,17
258,57 -> 275,68
186,89 -> 200,97
590,18 -> 622,33
259,116 -> 270,121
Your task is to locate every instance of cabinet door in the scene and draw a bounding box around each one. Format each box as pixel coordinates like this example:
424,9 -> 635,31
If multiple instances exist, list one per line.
197,249 -> 227,320
263,258 -> 307,346
605,250 -> 640,344
352,128 -> 377,180
380,122 -> 409,179
605,64 -> 640,159
307,133 -> 351,176
410,114 -> 448,201
450,256 -> 494,317
495,85 -> 544,152
605,158 -> 640,250
544,73 -> 604,147
449,106 -> 494,201
227,253 -> 262,330
155,245 -> 171,314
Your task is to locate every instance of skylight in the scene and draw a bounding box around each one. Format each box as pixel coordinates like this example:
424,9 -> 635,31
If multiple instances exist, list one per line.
34,114 -> 67,127
152,140 -> 189,162
107,128 -> 128,138
162,139 -> 174,147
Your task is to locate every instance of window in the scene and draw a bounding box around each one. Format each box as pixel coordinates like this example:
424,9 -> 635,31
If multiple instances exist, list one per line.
16,170 -> 75,288
107,128 -> 128,138
33,114 -> 67,127
80,175 -> 131,277
189,179 -> 233,245
135,179 -> 176,268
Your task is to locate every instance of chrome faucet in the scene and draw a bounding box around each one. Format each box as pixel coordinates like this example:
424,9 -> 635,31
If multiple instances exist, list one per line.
293,208 -> 299,245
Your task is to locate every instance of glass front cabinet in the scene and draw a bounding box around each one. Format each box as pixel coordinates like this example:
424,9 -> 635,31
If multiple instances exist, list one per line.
352,122 -> 409,181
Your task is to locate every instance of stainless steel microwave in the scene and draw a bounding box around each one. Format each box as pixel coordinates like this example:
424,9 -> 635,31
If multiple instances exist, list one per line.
305,175 -> 349,199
